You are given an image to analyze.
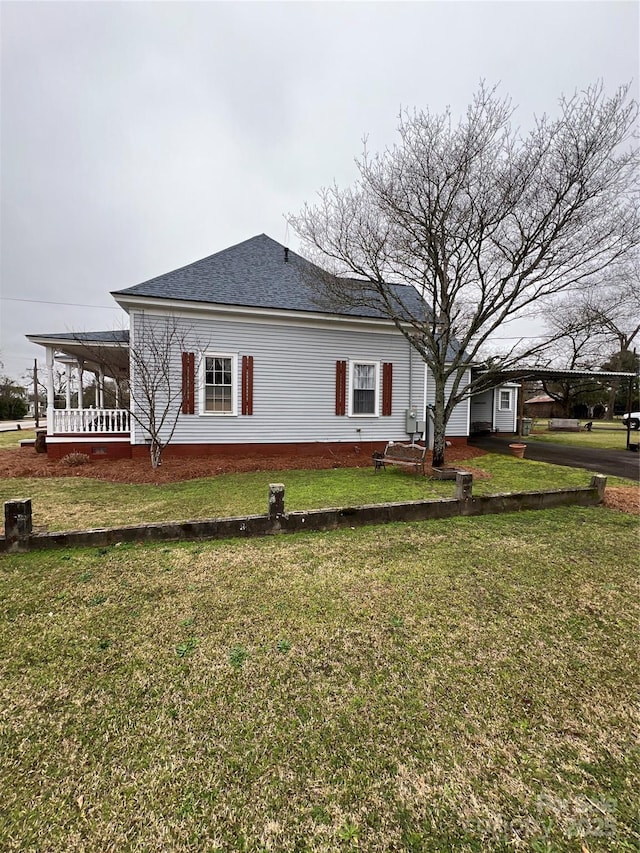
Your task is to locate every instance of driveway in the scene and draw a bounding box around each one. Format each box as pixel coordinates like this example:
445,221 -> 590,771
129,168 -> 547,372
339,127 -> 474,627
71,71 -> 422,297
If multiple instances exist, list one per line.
469,434 -> 640,482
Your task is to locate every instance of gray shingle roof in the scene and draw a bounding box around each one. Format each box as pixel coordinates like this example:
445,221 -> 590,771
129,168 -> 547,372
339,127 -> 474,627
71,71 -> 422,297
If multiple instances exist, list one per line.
112,234 -> 427,321
27,330 -> 129,344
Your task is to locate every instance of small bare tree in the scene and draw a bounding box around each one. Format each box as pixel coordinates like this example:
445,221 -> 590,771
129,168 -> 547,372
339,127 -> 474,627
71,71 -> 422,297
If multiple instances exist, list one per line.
290,82 -> 639,466
127,314 -> 204,468
73,317 -> 204,468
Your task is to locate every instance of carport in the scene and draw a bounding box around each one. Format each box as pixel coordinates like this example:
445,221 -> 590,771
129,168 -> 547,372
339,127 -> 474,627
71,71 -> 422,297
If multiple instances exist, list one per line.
473,366 -> 638,449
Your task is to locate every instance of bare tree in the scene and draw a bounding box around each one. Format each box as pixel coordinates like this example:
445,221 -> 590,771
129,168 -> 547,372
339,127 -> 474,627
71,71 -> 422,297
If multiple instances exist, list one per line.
73,317 -> 204,468
583,251 -> 640,354
289,83 -> 639,465
535,301 -> 609,415
126,315 -> 205,468
538,251 -> 640,417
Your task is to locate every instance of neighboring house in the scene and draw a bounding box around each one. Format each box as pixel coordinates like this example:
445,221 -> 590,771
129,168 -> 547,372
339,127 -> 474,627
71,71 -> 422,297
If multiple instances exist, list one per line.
27,234 -> 519,460
523,394 -> 564,420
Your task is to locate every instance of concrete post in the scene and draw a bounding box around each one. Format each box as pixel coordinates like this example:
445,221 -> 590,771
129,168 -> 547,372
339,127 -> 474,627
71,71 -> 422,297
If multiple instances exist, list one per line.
455,471 -> 473,501
590,474 -> 607,502
268,484 -> 285,522
4,500 -> 32,552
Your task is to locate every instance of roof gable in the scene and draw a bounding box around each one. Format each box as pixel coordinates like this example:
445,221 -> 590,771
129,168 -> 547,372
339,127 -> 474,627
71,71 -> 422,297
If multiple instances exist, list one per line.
112,234 -> 427,321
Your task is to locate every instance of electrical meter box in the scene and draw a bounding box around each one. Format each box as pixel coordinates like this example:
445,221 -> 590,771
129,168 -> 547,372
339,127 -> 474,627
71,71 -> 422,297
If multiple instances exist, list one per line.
405,408 -> 418,433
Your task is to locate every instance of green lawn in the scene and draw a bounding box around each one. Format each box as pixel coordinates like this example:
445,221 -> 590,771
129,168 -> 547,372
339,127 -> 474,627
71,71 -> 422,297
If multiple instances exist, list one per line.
0,453 -> 633,533
1,507 -> 638,851
527,421 -> 636,451
0,427 -> 34,450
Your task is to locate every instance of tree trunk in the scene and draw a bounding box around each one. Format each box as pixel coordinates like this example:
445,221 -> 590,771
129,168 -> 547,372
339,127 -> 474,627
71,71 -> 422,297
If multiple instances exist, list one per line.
606,382 -> 618,421
150,440 -> 163,468
432,383 -> 448,468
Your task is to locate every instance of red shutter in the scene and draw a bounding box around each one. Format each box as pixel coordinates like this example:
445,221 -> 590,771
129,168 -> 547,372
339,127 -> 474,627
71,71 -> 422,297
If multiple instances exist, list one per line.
181,352 -> 195,415
242,355 -> 254,415
335,360 -> 347,415
382,362 -> 393,416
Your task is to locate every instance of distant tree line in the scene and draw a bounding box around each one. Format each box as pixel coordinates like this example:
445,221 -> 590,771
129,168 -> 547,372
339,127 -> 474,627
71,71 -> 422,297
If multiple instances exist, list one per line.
0,376 -> 27,420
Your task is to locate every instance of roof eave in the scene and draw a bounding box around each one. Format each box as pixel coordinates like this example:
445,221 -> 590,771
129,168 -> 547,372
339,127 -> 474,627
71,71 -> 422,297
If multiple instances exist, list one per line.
111,292 -> 410,329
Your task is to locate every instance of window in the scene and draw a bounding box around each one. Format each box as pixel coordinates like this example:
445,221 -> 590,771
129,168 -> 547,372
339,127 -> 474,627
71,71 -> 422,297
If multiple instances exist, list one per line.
201,353 -> 237,415
349,361 -> 379,416
499,389 -> 512,411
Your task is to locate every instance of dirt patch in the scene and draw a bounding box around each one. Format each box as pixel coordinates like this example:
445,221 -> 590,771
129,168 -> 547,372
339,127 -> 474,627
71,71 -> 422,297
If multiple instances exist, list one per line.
0,444 -> 490,485
603,486 -> 640,515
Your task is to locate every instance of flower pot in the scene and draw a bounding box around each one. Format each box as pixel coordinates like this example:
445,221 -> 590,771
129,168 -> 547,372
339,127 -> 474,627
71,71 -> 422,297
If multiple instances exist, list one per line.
509,443 -> 527,459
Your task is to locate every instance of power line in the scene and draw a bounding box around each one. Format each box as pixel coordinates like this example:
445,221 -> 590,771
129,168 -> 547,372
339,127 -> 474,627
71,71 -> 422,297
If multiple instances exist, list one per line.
2,296 -> 121,309
4,296 -> 548,337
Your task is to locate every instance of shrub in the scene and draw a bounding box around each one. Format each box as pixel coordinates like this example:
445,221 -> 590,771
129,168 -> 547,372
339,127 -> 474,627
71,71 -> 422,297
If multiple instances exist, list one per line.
59,452 -> 91,468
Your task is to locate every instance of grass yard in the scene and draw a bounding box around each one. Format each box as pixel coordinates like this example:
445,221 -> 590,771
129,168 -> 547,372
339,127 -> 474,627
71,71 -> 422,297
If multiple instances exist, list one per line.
1,507 -> 638,852
528,421 -> 636,451
0,454 -> 635,533
0,427 -> 34,449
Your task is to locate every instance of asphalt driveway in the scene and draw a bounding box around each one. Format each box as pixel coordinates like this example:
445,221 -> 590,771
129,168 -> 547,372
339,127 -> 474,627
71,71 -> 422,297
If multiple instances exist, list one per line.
469,434 -> 640,482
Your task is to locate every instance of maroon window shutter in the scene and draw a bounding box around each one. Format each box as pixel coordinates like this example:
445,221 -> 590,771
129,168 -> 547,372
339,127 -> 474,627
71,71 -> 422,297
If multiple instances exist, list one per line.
382,362 -> 393,416
181,352 -> 195,415
242,355 -> 254,415
335,360 -> 346,415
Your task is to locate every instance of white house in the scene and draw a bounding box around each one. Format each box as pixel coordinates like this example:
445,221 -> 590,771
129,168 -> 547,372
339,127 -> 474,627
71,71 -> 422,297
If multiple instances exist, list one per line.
27,234 -> 518,460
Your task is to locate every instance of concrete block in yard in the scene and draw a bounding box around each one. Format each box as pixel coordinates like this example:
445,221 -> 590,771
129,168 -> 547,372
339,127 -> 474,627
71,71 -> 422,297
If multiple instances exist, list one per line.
4,499 -> 33,551
590,475 -> 607,502
455,472 -> 473,501
268,483 -> 286,521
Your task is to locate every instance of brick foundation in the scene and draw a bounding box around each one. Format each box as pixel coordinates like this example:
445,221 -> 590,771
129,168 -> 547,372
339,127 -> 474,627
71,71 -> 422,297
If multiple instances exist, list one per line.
46,439 -> 132,461
45,436 -> 469,462
131,437 -> 469,460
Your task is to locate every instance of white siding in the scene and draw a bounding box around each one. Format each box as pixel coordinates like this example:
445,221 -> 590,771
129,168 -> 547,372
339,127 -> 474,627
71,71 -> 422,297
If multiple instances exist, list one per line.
470,389 -> 493,431
129,309 -> 427,446
425,368 -> 471,438
494,385 -> 519,432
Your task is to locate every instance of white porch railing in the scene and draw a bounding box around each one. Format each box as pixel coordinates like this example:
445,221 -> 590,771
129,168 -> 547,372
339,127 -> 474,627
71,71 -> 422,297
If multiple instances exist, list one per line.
51,408 -> 131,435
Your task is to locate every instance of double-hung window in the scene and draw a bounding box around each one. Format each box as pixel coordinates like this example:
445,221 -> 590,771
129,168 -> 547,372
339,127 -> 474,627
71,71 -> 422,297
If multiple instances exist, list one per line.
349,361 -> 379,416
498,389 -> 512,411
201,353 -> 237,415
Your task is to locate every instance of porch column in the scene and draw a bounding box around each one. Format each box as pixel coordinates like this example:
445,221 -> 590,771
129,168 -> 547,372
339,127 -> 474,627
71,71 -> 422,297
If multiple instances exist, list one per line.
65,365 -> 72,410
94,373 -> 100,407
46,346 -> 55,434
98,367 -> 105,408
77,360 -> 84,410
115,380 -> 120,408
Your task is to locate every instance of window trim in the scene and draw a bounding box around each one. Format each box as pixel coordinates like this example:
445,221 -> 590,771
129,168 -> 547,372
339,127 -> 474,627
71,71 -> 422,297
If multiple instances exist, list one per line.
348,359 -> 380,417
199,352 -> 238,416
498,388 -> 513,411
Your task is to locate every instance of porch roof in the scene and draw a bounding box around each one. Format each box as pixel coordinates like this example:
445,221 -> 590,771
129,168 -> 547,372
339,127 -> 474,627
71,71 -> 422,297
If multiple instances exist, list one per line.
26,330 -> 129,378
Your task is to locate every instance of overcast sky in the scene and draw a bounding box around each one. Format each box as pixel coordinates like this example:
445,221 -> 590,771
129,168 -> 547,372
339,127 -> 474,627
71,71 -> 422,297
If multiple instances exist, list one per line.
1,0 -> 638,382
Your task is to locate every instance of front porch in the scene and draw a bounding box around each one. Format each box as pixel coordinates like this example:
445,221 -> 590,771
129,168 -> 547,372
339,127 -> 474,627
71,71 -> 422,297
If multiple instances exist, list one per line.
26,330 -> 132,457
51,407 -> 131,435
45,408 -> 132,459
